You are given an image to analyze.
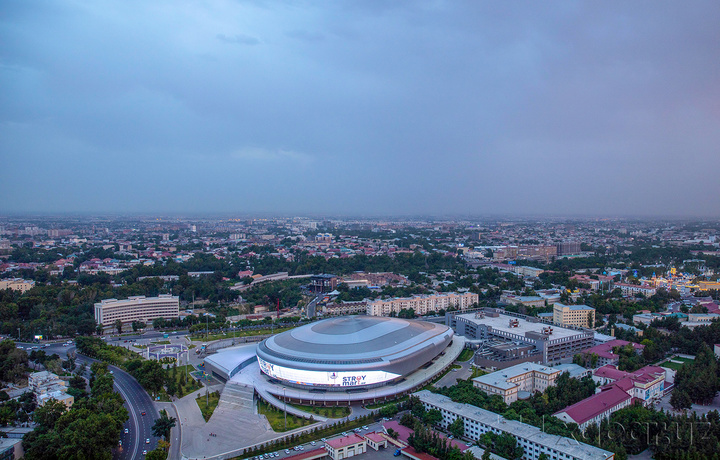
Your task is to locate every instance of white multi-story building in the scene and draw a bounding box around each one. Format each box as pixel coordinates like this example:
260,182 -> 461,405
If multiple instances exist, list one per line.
29,371 -> 74,408
614,283 -> 657,297
415,390 -> 614,460
366,292 -> 478,316
94,294 -> 179,331
472,363 -> 561,404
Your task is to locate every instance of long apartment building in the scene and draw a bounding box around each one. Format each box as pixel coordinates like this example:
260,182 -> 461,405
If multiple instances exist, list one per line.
366,292 -> 478,316
323,301 -> 368,316
415,390 -> 614,460
94,294 -> 179,331
614,283 -> 657,297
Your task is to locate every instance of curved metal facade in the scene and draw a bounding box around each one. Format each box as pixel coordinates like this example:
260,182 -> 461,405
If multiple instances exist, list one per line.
256,316 -> 453,389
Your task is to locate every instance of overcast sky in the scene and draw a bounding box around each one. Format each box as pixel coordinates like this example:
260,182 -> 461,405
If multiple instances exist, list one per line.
1,1 -> 719,217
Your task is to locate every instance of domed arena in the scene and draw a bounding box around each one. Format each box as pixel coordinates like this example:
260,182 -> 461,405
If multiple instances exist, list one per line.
255,315 -> 453,391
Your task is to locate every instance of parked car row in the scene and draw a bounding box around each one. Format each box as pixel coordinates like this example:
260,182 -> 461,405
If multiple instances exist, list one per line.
253,424 -> 375,460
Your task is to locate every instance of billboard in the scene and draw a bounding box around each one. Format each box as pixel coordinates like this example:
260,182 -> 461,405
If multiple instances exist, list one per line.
257,357 -> 400,387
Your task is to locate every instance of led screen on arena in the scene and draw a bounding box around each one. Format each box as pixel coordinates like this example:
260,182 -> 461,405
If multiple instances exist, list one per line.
255,316 -> 453,390
258,357 -> 400,387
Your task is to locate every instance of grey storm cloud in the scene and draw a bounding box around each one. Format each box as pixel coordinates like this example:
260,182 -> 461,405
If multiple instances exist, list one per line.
1,1 -> 719,217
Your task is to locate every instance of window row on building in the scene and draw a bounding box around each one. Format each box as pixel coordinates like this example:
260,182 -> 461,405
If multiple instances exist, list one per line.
94,294 -> 180,330
414,390 -> 614,460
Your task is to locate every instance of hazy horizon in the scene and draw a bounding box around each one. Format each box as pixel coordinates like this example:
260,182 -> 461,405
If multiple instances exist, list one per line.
2,1 -> 719,217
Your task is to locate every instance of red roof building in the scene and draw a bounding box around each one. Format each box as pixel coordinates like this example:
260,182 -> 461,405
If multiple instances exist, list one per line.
401,446 -> 439,460
592,365 -> 666,404
553,384 -> 633,431
580,339 -> 644,367
325,434 -> 366,460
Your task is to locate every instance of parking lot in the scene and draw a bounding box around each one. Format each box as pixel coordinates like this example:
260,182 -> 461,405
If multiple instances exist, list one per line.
251,423 -> 391,460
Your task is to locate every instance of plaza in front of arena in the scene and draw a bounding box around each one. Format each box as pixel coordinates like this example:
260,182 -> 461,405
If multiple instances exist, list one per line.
169,325 -> 466,460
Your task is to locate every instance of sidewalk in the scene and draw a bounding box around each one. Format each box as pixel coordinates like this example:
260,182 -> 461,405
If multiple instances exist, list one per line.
173,384 -> 274,460
156,401 -> 182,460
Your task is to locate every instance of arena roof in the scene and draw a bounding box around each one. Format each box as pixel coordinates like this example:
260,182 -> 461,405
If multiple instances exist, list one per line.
204,344 -> 257,380
256,316 -> 453,376
260,316 -> 450,362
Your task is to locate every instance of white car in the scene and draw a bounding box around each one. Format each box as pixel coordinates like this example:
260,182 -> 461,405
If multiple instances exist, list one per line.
124,428 -> 129,434
146,438 -> 150,444
142,451 -> 147,456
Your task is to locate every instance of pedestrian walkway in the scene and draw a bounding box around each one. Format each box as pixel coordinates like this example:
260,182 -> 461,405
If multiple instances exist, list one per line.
219,382 -> 255,411
174,383 -> 278,460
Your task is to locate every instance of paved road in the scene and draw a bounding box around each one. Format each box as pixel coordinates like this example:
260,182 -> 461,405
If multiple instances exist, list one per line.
105,361 -> 161,460
72,353 -> 161,460
19,341 -> 161,460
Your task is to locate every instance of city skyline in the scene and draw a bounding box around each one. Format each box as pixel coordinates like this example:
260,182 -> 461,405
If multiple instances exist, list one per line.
2,1 -> 719,217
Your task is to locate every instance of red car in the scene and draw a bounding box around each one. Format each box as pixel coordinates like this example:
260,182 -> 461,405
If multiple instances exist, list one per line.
141,411 -> 146,416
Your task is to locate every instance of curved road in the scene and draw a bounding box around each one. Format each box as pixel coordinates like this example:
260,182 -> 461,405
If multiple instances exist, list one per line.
73,353 -> 161,460
20,341 -> 160,460
106,361 -> 161,460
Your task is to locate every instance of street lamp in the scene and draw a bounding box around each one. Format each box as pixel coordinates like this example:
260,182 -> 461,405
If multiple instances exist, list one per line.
284,388 -> 287,431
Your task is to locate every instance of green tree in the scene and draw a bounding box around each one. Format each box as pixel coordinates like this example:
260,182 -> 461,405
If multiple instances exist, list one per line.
33,399 -> 67,429
670,389 -> 692,411
379,403 -> 399,418
146,447 -> 167,460
0,340 -> 29,383
151,409 -> 177,441
423,409 -> 442,426
115,319 -> 123,334
448,417 -> 464,438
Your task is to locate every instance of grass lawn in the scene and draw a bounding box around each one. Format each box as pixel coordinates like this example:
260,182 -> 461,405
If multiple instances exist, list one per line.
661,361 -> 685,371
365,396 -> 408,410
258,399 -> 314,432
165,364 -> 202,397
672,356 -> 695,363
190,327 -> 294,342
471,367 -> 488,379
153,340 -> 171,345
288,403 -> 350,418
457,348 -> 475,362
196,391 -> 221,422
